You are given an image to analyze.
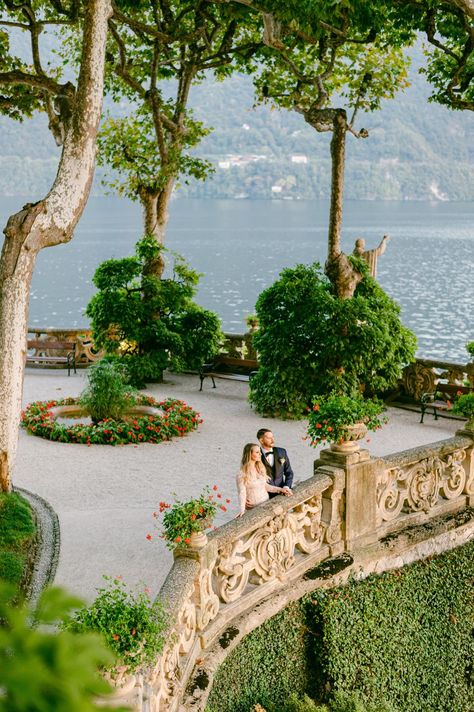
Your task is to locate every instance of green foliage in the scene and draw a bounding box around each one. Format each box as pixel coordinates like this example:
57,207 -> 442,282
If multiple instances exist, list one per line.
155,485 -> 229,549
207,600 -> 312,712
64,576 -> 168,674
0,584 -> 121,712
452,393 -> 474,426
307,393 -> 387,447
0,493 -> 36,588
265,691 -> 395,712
307,541 -> 474,712
466,342 -> 474,360
79,360 -> 135,422
21,396 -> 201,446
86,236 -> 223,387
249,263 -> 416,418
209,542 -> 474,712
98,108 -> 214,201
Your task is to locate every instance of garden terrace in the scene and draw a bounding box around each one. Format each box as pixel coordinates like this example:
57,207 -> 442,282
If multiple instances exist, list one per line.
101,425 -> 474,711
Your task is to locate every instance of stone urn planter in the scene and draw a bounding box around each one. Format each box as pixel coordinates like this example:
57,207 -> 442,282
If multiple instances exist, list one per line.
330,422 -> 368,453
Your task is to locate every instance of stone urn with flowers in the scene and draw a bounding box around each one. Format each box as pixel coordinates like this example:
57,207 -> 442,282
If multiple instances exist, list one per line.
149,485 -> 231,552
307,392 -> 387,453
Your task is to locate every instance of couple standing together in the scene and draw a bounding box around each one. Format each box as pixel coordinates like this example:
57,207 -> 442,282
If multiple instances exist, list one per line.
236,428 -> 294,517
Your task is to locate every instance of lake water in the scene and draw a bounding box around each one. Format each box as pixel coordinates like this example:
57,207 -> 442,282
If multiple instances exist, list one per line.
0,196 -> 473,362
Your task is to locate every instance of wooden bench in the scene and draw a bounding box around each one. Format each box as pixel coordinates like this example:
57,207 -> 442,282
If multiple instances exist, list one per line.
26,340 -> 77,376
199,356 -> 258,391
420,382 -> 472,423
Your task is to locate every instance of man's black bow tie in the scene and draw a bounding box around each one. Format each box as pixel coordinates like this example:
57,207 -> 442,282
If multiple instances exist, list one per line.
264,450 -> 273,455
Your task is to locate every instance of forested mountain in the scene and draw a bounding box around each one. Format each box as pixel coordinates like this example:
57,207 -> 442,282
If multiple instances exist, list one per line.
0,47 -> 472,201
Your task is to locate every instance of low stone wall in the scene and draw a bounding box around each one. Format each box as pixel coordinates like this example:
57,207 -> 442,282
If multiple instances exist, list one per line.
25,327 -> 473,398
107,429 -> 474,711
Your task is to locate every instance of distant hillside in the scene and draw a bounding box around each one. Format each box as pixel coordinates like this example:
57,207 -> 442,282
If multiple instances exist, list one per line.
0,47 -> 473,201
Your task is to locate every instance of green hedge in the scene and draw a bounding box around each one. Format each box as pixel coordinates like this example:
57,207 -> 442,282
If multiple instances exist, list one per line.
208,541 -> 474,712
0,493 -> 36,588
206,600 -> 314,712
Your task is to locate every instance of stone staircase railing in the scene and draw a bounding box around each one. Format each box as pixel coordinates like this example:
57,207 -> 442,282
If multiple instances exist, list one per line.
110,430 -> 474,711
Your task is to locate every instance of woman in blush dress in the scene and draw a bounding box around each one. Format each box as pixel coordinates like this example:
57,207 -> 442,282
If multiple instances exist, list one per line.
236,443 -> 291,517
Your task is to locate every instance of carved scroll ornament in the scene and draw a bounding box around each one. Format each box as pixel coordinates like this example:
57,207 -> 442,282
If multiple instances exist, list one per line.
377,448 -> 469,522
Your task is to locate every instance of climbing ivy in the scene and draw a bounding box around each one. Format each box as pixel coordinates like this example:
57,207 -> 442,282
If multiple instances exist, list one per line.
208,540 -> 474,712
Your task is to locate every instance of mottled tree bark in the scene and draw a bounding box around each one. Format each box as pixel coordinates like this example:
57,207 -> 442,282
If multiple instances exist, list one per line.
139,177 -> 175,279
0,0 -> 112,492
324,110 -> 363,299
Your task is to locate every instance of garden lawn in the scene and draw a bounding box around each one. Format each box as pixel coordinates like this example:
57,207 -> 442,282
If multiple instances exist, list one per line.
0,493 -> 36,588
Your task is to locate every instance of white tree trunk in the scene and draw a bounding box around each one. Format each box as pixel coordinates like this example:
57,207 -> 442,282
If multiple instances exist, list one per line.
0,0 -> 112,492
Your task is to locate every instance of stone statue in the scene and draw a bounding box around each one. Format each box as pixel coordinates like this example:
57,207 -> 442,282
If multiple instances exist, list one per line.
353,234 -> 390,278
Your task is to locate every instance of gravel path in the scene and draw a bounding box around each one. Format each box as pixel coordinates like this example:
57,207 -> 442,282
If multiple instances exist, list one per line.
14,368 -> 459,602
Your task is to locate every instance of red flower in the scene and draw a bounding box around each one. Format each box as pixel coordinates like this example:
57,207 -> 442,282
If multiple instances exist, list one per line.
184,537 -> 191,545
327,426 -> 333,432
316,423 -> 322,429
313,404 -> 320,411
220,505 -> 227,512
217,493 -> 222,499
226,498 -> 231,504
146,534 -> 152,541
112,633 -> 120,641
213,485 -> 218,491
175,536 -> 182,543
191,514 -> 196,521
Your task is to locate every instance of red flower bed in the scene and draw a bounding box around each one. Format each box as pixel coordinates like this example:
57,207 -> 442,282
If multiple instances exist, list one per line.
21,396 -> 201,445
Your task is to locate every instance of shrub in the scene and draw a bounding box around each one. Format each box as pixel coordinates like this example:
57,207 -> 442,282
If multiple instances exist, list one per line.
78,359 -> 134,422
0,493 -> 36,588
306,393 -> 387,447
64,576 -> 168,674
452,392 -> 474,427
86,236 -> 223,387
466,341 -> 474,359
208,541 -> 474,712
249,263 -> 416,418
0,583 -> 116,711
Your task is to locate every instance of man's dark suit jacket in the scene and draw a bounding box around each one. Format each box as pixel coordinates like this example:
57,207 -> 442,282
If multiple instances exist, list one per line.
261,446 -> 294,497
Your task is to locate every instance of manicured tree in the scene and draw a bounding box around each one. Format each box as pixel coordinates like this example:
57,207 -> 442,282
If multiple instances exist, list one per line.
95,0 -> 261,277
249,262 -> 416,418
0,0 -> 111,492
86,236 -> 223,385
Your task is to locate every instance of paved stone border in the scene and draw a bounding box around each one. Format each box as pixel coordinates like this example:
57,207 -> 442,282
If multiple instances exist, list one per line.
13,486 -> 60,607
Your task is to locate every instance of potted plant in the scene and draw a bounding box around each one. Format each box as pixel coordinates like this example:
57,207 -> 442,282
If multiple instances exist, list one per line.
452,393 -> 474,429
148,485 -> 230,550
63,576 -> 168,689
307,392 -> 387,452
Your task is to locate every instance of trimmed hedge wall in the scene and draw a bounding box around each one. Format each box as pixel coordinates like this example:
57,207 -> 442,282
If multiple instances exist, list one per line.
206,600 -> 315,712
0,493 -> 36,588
207,541 -> 474,712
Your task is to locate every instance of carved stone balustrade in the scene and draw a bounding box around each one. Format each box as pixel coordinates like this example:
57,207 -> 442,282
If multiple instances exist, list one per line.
401,358 -> 474,401
376,434 -> 474,537
27,327 -> 103,366
25,328 -> 256,367
137,468 -> 344,711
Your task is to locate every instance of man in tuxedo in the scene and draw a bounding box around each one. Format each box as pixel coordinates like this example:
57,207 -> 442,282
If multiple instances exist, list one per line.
257,428 -> 294,498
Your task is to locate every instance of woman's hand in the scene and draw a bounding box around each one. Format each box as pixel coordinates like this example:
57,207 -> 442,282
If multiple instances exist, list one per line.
281,487 -> 293,496
236,511 -> 245,518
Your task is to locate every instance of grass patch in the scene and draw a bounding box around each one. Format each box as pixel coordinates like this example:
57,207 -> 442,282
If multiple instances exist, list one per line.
0,493 -> 36,587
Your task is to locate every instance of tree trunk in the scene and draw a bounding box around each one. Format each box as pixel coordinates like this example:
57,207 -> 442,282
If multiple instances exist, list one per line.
0,0 -> 112,492
140,178 -> 175,279
324,109 -> 362,299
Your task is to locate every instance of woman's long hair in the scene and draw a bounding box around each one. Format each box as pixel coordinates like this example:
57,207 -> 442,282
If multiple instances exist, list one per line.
240,442 -> 267,483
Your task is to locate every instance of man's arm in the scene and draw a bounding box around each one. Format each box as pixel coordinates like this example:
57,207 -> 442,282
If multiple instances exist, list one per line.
281,449 -> 294,490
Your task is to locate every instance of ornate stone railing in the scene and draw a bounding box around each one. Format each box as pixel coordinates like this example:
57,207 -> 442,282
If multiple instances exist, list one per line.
376,436 -> 474,537
401,358 -> 474,401
132,468 -> 343,711
26,327 -> 103,366
107,430 -> 473,712
25,328 -> 256,367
